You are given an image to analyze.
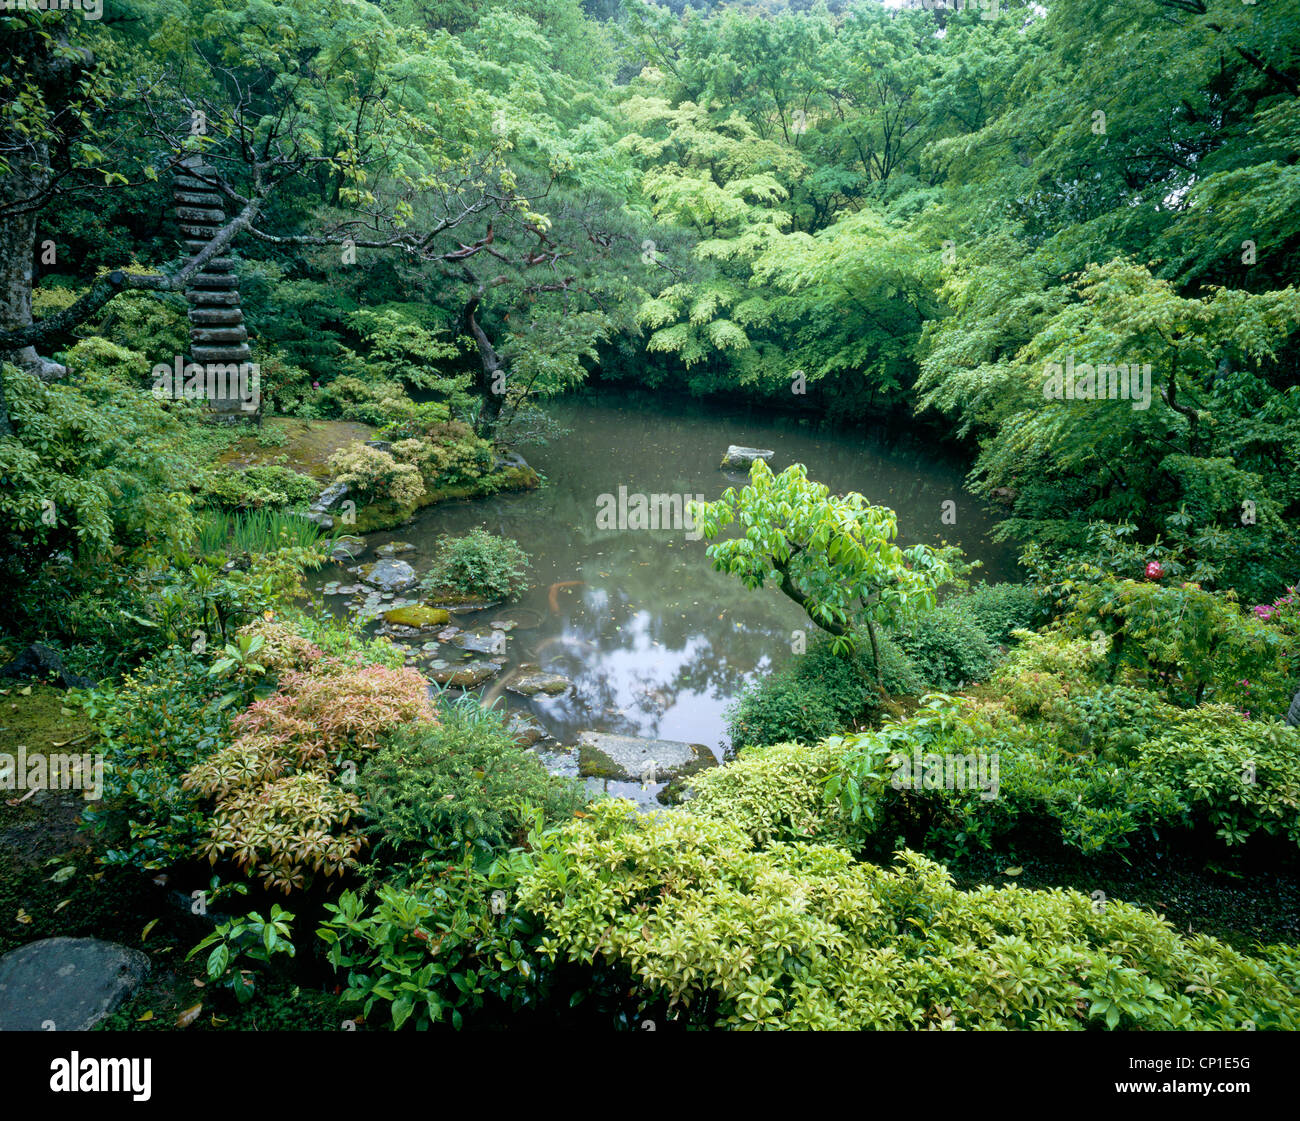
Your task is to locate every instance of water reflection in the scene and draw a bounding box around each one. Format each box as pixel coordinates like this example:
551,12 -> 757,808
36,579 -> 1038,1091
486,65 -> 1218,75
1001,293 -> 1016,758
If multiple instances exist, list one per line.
310,392 -> 1019,755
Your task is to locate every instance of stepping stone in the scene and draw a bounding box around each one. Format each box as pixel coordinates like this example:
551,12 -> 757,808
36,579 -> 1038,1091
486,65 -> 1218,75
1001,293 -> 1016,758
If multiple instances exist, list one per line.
575,732 -> 715,784
0,937 -> 149,1031
382,606 -> 451,629
352,559 -> 417,592
452,627 -> 509,655
505,665 -> 573,697
427,661 -> 500,688
374,541 -> 415,558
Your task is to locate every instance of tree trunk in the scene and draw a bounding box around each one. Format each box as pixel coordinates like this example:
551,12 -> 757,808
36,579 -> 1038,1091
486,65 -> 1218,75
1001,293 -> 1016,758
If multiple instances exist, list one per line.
462,294 -> 505,439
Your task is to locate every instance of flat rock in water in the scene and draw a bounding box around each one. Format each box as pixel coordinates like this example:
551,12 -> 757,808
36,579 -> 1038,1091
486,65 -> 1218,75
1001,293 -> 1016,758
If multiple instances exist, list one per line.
0,937 -> 149,1030
576,732 -> 715,783
330,535 -> 366,562
374,541 -> 415,558
506,665 -> 573,697
453,627 -> 509,655
353,559 -> 417,592
719,445 -> 774,470
382,605 -> 451,630
506,712 -> 550,748
427,660 -> 500,688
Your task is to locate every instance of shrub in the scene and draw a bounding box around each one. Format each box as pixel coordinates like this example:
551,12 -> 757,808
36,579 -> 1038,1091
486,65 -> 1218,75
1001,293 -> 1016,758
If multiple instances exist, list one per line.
888,603 -> 997,691
725,637 -> 918,749
391,422 -> 493,489
951,582 -> 1042,645
516,801 -> 1299,1030
183,661 -> 436,892
200,465 -> 321,511
319,857 -> 552,1030
421,527 -> 529,602
327,442 -> 425,507
359,697 -> 587,864
319,376 -> 417,427
80,647 -> 229,872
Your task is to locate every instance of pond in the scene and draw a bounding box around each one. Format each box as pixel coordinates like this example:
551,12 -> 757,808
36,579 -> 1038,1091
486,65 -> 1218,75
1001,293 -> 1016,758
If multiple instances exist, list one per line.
309,392 -> 1019,791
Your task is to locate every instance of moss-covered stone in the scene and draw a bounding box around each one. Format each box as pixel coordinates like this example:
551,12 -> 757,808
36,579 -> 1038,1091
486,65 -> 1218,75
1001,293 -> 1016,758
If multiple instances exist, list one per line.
382,606 -> 451,628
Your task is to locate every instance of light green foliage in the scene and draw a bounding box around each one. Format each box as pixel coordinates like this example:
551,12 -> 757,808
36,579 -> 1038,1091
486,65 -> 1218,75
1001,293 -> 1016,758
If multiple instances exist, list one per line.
516,801 -> 1298,1030
0,358 -> 196,574
327,442 -> 425,507
692,460 -> 961,657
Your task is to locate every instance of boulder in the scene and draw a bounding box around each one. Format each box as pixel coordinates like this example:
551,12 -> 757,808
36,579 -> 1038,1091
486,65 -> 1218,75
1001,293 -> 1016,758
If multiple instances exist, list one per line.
505,665 -> 573,697
720,445 -> 774,470
0,644 -> 94,690
374,541 -> 416,558
0,937 -> 149,1030
313,481 -> 350,511
353,559 -> 417,592
576,732 -> 715,784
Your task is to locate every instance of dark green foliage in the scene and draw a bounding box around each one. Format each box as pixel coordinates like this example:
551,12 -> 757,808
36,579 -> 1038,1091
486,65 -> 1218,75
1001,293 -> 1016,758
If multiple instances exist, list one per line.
888,604 -> 997,692
359,697 -> 587,864
726,636 -> 918,749
948,583 -> 1042,646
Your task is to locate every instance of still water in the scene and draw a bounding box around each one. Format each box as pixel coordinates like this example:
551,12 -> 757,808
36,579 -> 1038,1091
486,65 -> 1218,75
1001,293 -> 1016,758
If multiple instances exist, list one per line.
311,393 -> 1018,758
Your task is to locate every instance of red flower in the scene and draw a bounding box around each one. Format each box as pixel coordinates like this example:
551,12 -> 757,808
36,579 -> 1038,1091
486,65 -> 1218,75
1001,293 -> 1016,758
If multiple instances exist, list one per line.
1145,561 -> 1164,580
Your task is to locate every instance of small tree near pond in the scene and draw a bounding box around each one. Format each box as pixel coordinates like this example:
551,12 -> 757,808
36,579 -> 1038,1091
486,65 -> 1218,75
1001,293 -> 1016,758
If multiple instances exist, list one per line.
689,461 -> 963,674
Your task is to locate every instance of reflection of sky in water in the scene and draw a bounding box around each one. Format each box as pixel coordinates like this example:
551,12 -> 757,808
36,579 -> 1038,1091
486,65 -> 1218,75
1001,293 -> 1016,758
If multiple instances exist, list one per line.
309,392 -> 1020,753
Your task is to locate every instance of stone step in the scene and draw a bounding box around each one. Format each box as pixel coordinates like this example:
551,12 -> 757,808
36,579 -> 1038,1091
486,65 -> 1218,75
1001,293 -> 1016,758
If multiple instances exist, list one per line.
188,308 -> 245,326
186,290 -> 240,307
178,222 -> 223,239
190,326 -> 249,345
188,273 -> 239,290
190,344 -> 253,364
184,257 -> 236,272
175,206 -> 226,224
173,190 -> 224,208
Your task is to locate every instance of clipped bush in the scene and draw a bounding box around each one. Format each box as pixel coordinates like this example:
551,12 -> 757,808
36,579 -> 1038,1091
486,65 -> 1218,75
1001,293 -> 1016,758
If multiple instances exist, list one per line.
359,697 -> 587,864
327,442 -> 425,507
200,465 -> 321,511
421,527 -> 529,602
950,582 -> 1042,645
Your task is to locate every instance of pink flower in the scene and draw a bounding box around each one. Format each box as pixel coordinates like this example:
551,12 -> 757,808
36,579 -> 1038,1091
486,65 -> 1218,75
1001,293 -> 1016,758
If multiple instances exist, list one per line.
1253,604 -> 1275,620
1145,561 -> 1164,580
